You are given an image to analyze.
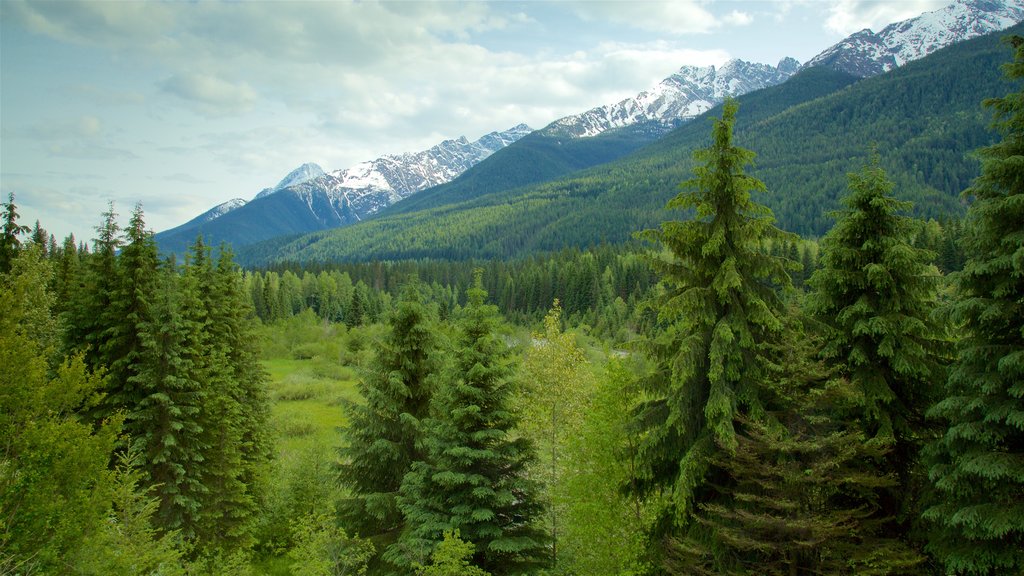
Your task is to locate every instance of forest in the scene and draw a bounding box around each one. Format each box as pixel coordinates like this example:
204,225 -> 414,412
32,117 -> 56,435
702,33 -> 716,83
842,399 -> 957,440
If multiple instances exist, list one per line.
1,35 -> 1022,576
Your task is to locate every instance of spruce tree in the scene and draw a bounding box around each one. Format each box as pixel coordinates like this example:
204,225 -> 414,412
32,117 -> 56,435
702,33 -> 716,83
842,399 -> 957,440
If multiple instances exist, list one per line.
669,318 -> 924,575
184,238 -> 271,552
631,99 -> 793,541
924,35 -> 1024,574
0,192 -> 30,274
338,281 -> 439,559
395,272 -> 546,575
805,154 -> 945,531
131,257 -> 209,536
102,204 -> 161,424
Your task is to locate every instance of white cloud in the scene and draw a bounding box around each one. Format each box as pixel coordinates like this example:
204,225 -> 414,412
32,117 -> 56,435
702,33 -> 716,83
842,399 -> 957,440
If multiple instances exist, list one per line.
571,1 -> 720,34
723,10 -> 754,26
160,73 -> 258,115
824,0 -> 948,35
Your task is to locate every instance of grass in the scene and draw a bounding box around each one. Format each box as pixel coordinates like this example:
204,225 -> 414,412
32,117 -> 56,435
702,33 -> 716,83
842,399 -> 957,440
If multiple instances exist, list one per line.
253,353 -> 363,574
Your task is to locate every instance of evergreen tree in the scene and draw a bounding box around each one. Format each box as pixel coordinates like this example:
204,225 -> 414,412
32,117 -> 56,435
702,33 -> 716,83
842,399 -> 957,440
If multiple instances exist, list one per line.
66,203 -> 122,378
338,281 -> 440,563
924,35 -> 1024,574
805,154 -> 945,532
131,257 -> 209,537
0,192 -> 30,274
631,99 -> 794,546
102,204 -> 161,425
395,272 -> 546,575
185,238 -> 271,552
669,317 -> 924,575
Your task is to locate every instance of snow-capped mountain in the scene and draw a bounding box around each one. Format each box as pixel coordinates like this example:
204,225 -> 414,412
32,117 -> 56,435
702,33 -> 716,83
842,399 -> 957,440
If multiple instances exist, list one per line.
544,58 -> 800,138
254,162 -> 325,199
277,123 -> 533,222
805,0 -> 1024,77
155,125 -> 532,254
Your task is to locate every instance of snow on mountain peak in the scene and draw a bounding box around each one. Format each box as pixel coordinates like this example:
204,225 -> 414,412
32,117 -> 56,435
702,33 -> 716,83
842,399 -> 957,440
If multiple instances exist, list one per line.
805,0 -> 1024,77
544,57 -> 800,139
254,162 -> 326,199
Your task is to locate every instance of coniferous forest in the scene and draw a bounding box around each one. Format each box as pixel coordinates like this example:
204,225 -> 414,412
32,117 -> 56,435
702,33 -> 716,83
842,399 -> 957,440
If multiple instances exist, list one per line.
2,35 -> 1023,576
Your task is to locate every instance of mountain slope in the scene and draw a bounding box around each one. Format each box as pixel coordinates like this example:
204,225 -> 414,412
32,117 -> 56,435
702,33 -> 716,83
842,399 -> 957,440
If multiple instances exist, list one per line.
154,126 -> 530,255
383,58 -> 802,218
805,0 -> 1024,76
238,23 -> 1018,266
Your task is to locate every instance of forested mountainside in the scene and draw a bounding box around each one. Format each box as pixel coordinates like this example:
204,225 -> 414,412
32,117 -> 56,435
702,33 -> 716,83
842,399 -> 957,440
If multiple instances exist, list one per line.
240,24 -> 1015,267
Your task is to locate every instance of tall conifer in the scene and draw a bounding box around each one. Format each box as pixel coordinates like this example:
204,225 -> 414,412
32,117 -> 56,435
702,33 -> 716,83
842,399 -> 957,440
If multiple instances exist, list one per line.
805,155 -> 945,532
632,99 -> 793,541
338,281 -> 439,563
924,35 -> 1024,574
396,272 -> 546,575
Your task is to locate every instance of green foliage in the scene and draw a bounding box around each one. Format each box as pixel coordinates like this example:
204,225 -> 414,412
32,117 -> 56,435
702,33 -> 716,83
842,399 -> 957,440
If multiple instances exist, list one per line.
72,444 -> 188,575
631,100 -> 793,539
668,317 -> 924,575
924,35 -> 1024,575
396,272 -> 547,575
805,155 -> 946,546
414,530 -> 492,576
517,301 -> 595,567
557,357 -> 656,575
0,192 -> 30,274
289,513 -> 374,576
0,247 -> 121,573
337,281 -> 440,555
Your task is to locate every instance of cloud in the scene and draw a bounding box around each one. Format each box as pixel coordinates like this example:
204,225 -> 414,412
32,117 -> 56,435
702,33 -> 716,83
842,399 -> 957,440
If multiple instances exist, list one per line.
824,0 -> 948,35
571,1 -> 719,34
13,116 -> 104,140
160,73 -> 257,115
723,10 -> 753,26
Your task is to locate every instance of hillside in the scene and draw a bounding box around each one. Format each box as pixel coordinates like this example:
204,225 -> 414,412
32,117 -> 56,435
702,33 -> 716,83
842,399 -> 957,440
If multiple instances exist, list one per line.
239,24 -> 1019,266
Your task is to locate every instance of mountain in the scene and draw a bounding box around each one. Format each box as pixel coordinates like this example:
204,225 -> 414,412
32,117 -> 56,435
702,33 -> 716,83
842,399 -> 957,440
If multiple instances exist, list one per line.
545,58 -> 800,138
154,125 -> 531,255
805,0 -> 1024,76
382,58 -> 801,218
238,21 -> 1019,266
254,162 -> 325,199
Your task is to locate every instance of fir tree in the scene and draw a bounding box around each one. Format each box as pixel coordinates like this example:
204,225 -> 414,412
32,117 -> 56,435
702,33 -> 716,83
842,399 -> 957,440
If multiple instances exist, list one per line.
631,99 -> 794,544
102,204 -> 161,425
669,317 -> 924,575
924,35 -> 1024,574
805,154 -> 945,531
338,281 -> 440,562
0,192 -> 30,274
185,238 -> 271,552
395,272 -> 546,575
131,257 -> 209,537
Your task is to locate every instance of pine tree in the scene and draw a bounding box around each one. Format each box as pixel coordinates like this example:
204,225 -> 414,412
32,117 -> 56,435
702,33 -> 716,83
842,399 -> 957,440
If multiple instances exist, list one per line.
338,281 -> 440,562
395,272 -> 547,575
131,257 -> 209,537
631,99 -> 794,543
66,203 -> 122,377
185,238 -> 271,552
924,35 -> 1024,574
805,154 -> 945,534
0,192 -> 31,274
668,317 -> 924,575
102,204 -> 161,425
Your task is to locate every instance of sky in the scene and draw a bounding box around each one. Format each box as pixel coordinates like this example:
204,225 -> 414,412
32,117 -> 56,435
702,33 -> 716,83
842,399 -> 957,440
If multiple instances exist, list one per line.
1,0 -> 950,243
